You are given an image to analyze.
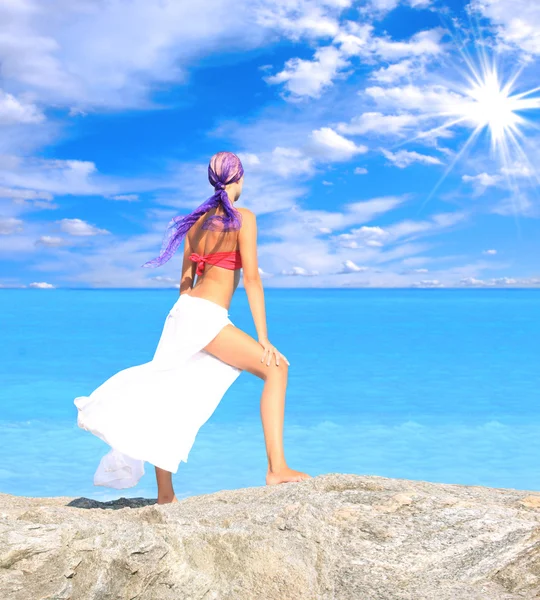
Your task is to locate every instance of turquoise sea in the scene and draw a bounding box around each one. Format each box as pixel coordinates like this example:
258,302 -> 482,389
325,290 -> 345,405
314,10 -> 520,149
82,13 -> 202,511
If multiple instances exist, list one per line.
1,288 -> 539,501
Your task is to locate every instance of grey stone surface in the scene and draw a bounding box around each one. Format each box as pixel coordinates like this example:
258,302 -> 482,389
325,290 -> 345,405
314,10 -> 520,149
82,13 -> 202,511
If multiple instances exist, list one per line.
2,473 -> 540,599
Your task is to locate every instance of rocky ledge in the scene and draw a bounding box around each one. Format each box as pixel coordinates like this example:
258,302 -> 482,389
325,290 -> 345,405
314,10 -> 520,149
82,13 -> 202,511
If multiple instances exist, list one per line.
2,473 -> 540,599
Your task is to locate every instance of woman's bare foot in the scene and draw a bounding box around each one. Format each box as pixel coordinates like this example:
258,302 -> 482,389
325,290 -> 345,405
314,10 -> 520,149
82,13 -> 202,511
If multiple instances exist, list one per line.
157,494 -> 178,505
266,467 -> 312,485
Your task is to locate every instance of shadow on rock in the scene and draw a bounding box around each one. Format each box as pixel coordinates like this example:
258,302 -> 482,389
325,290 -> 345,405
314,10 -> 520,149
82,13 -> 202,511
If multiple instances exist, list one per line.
66,496 -> 157,510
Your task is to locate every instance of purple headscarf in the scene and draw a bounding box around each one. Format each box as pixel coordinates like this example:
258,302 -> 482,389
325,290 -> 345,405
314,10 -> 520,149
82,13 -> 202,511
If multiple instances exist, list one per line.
141,151 -> 244,268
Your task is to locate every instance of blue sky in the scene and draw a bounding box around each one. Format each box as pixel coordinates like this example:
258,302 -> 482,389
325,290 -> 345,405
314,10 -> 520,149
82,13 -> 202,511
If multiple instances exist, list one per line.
0,0 -> 539,289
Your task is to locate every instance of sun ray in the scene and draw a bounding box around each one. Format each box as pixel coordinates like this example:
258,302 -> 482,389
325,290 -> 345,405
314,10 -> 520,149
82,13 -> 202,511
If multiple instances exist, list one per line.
418,124 -> 484,212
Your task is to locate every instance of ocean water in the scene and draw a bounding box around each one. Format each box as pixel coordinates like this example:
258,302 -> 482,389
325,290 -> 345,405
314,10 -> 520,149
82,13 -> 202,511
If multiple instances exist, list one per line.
1,288 -> 539,501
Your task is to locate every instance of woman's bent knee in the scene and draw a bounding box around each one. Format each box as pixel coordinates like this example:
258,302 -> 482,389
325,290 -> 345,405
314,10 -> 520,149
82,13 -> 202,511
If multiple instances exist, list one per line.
263,360 -> 288,381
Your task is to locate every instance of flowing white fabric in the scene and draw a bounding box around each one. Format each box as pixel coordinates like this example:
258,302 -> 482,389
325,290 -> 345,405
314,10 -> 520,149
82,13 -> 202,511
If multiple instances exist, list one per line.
74,294 -> 241,489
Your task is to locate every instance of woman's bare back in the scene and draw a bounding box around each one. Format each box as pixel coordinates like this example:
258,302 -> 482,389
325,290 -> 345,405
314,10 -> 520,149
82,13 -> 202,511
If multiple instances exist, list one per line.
184,205 -> 247,309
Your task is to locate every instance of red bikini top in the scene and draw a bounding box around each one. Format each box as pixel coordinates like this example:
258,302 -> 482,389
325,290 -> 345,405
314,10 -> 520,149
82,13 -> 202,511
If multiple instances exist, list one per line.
189,250 -> 242,276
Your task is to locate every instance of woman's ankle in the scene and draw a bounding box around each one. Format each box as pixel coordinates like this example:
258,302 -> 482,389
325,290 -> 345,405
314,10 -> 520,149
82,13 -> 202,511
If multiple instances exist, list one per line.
267,462 -> 288,474
157,493 -> 176,504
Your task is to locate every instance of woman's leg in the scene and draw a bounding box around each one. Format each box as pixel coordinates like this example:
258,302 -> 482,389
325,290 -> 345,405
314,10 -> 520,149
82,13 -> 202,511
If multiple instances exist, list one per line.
204,324 -> 311,485
154,466 -> 178,504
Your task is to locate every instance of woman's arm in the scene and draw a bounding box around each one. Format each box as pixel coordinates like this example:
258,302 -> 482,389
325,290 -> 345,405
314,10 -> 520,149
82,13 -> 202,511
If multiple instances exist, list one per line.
179,236 -> 196,295
238,209 -> 268,341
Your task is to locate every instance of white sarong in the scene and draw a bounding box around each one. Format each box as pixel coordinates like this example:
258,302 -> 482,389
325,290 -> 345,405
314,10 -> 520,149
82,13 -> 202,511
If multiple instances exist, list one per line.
74,293 -> 241,489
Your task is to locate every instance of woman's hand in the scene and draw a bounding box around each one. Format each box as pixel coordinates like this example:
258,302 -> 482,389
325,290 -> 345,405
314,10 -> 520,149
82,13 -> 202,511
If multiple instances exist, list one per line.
258,337 -> 290,367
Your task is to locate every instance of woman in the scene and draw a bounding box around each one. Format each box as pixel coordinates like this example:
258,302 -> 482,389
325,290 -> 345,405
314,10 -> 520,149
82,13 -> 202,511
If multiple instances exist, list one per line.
74,151 -> 311,504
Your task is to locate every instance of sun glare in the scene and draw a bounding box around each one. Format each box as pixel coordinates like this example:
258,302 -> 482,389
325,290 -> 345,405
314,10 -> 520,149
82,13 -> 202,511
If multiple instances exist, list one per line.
445,57 -> 540,164
462,68 -> 525,150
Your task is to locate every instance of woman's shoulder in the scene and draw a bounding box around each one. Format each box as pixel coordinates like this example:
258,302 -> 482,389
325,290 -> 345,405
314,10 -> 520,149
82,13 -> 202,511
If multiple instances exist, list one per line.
236,207 -> 256,221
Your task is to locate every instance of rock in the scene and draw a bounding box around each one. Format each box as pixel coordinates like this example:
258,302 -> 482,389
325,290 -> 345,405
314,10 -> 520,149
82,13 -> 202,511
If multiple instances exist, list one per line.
1,473 -> 540,599
519,496 -> 540,509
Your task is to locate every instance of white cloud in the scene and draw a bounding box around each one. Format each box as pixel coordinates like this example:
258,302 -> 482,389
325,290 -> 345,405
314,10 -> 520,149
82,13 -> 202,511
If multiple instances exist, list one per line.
460,277 -> 489,287
354,167 -> 368,175
0,156 -> 174,200
256,0 -> 350,41
336,21 -> 441,63
251,131 -> 366,175
151,276 -> 177,285
411,279 -> 443,288
483,249 -> 497,255
491,194 -> 538,217
0,159 -> 98,195
275,196 -> 404,238
338,112 -> 418,136
270,147 -> 314,177
372,28 -> 444,61
339,259 -> 369,273
501,162 -> 535,178
458,276 -> 527,287
344,197 -> 405,224
110,194 -> 139,202
29,281 -> 55,289
0,217 -> 23,235
258,267 -> 273,278
401,265 -> 431,274
237,152 -> 261,167
462,163 -> 538,197
35,235 -> 64,247
364,0 -> 433,14
335,225 -> 388,248
280,266 -> 319,276
381,148 -> 442,168
0,90 -> 44,125
267,23 -> 444,99
255,196 -> 412,282
365,84 -> 465,114
462,172 -> 501,188
58,218 -> 110,237
265,46 -> 349,99
0,187 -> 53,201
333,24 -> 373,57
387,212 -> 465,238
472,0 -> 540,56
402,257 -> 431,267
308,127 -> 368,161
370,59 -> 417,83
333,211 -> 466,249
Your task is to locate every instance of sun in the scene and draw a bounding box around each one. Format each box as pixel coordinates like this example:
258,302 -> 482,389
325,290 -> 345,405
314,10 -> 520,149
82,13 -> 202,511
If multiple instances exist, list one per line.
462,67 -> 526,150
447,58 -> 540,161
